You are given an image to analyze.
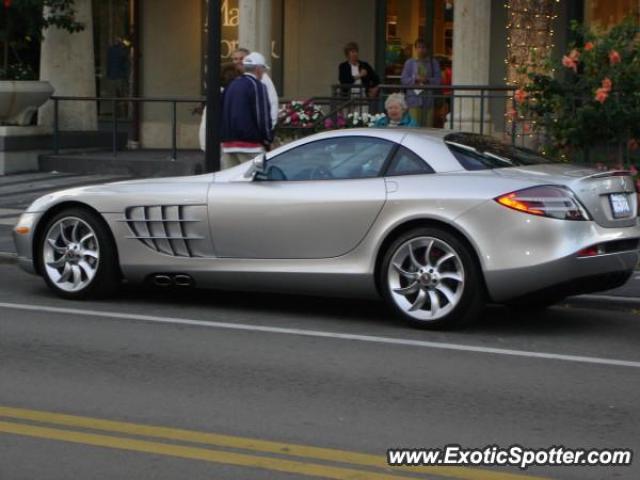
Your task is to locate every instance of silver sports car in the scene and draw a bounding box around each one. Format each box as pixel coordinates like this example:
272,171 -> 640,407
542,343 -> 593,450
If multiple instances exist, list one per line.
13,128 -> 640,328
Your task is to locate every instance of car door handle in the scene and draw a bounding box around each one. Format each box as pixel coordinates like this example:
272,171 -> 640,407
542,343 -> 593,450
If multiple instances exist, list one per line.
385,180 -> 399,193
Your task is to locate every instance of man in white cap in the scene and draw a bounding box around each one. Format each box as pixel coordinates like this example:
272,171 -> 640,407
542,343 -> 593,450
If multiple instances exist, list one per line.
220,52 -> 273,169
232,47 -> 279,128
199,49 -> 279,152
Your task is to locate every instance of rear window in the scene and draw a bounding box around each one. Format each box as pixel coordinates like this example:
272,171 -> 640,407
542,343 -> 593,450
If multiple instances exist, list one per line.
445,132 -> 558,171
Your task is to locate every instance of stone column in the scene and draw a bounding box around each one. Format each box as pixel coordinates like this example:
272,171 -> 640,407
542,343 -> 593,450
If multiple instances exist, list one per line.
238,0 -> 272,57
452,0 -> 492,133
39,0 -> 97,131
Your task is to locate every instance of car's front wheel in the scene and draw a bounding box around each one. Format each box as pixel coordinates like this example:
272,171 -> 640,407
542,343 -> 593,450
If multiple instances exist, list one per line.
39,208 -> 119,299
380,227 -> 485,329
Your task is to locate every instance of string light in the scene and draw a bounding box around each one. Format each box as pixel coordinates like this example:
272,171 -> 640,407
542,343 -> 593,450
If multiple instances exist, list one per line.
504,0 -> 559,140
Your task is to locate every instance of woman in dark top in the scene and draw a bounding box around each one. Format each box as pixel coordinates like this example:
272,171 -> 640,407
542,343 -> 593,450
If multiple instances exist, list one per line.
338,41 -> 380,98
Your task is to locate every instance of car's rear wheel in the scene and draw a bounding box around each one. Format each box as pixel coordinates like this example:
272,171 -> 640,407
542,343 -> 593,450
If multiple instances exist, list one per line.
40,208 -> 119,299
380,227 -> 485,329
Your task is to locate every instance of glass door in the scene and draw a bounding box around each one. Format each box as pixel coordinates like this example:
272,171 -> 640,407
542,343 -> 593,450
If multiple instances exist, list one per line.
383,0 -> 453,83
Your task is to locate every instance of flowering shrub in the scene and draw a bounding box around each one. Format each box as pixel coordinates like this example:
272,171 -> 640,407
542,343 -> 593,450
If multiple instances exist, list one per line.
278,100 -> 323,128
515,19 -> 640,163
323,112 -> 386,129
346,112 -> 386,128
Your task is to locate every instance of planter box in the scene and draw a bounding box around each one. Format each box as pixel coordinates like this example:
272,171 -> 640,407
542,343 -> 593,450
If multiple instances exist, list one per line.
0,81 -> 54,126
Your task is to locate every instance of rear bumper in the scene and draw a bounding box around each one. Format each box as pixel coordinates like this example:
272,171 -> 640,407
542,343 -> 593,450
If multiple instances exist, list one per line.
485,250 -> 638,303
455,200 -> 640,303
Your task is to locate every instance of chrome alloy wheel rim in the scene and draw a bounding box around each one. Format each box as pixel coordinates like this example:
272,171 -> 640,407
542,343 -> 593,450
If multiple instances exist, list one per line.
387,236 -> 465,321
43,217 -> 100,293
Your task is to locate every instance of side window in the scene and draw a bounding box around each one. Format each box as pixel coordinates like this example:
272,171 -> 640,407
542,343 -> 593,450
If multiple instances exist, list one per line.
386,146 -> 434,176
259,137 -> 395,181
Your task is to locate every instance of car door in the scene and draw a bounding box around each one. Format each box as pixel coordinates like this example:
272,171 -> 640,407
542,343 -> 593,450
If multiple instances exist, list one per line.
208,136 -> 395,259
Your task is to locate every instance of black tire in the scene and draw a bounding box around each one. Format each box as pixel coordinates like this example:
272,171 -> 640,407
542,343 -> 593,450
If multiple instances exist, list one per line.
39,207 -> 120,300
379,227 -> 485,329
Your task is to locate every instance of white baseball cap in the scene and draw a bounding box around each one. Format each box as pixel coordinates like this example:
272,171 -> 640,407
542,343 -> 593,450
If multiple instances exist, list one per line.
243,52 -> 270,69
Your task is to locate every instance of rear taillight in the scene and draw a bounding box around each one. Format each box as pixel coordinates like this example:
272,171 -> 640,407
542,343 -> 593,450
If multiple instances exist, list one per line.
495,186 -> 590,221
577,245 -> 605,257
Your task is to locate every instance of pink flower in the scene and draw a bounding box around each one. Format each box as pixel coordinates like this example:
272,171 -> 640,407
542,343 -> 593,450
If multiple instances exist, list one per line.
514,89 -> 528,104
601,77 -> 612,92
595,87 -> 609,103
336,115 -> 347,128
290,112 -> 299,124
584,41 -> 595,51
323,118 -> 334,129
506,108 -> 518,120
562,55 -> 577,72
609,50 -> 621,65
630,165 -> 639,176
568,49 -> 580,61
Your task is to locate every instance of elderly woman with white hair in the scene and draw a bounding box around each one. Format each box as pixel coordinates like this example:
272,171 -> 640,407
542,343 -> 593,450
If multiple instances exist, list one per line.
374,93 -> 417,127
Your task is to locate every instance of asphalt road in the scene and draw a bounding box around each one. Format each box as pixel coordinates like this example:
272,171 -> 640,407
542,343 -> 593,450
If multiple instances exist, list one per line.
0,260 -> 639,480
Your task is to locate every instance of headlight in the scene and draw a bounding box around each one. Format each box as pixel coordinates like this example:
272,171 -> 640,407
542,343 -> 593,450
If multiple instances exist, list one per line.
495,186 -> 590,221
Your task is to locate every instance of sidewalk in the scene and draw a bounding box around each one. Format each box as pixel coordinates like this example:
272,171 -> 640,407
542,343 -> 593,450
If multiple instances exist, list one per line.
1,171 -> 639,309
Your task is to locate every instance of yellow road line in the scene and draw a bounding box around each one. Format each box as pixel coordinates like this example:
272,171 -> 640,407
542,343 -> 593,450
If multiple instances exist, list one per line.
0,406 -> 548,480
0,420 -> 413,480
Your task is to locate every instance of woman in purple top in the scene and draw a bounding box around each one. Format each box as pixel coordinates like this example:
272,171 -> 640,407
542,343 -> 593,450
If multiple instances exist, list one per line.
401,38 -> 441,127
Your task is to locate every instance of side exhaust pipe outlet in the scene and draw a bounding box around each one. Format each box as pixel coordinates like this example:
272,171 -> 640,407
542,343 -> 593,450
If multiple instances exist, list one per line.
153,275 -> 173,287
174,274 -> 194,287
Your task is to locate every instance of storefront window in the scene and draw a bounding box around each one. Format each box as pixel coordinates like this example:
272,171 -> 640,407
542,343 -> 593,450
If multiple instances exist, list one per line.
384,0 -> 453,82
201,0 -> 284,95
93,0 -> 134,119
584,0 -> 640,31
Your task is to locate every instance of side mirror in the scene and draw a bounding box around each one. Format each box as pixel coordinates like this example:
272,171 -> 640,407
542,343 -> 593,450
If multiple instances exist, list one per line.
253,152 -> 267,174
244,152 -> 267,179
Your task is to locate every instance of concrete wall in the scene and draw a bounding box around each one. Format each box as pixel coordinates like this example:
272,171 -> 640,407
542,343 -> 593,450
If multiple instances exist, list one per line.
140,0 -> 202,148
39,0 -> 97,131
283,0 -> 376,99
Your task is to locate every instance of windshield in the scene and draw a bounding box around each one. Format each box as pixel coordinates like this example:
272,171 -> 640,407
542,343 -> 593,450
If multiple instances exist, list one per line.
444,132 -> 559,171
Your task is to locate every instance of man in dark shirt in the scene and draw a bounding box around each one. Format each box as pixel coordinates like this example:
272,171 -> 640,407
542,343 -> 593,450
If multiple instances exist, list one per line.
220,52 -> 273,169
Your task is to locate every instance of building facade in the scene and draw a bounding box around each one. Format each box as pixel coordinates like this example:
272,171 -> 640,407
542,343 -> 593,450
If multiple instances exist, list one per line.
37,0 -> 640,149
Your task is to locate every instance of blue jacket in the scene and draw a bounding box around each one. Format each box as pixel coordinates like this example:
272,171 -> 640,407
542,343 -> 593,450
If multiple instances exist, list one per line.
374,112 -> 417,128
221,74 -> 273,144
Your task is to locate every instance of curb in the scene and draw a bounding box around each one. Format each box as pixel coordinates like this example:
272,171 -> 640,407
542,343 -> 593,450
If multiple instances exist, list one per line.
563,294 -> 640,311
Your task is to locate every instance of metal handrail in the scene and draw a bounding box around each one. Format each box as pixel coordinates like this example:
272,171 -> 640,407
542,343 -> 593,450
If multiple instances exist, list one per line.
331,83 -> 517,91
50,84 -> 521,158
50,95 -> 206,160
329,83 -> 518,137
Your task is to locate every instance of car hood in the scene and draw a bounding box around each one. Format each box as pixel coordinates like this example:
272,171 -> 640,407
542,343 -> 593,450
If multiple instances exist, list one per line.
108,173 -> 216,186
25,174 -> 214,214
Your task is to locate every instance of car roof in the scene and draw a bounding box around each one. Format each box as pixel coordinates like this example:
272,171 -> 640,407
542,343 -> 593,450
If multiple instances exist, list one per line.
292,127 -> 452,145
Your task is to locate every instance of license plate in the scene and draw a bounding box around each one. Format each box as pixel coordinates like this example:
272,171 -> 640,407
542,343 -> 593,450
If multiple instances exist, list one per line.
610,193 -> 632,219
